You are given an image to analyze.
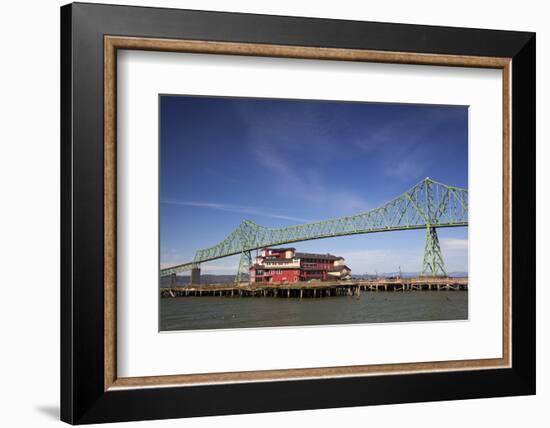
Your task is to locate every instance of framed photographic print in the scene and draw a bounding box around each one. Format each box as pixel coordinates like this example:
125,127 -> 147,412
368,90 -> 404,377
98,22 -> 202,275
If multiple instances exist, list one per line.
61,2 -> 535,424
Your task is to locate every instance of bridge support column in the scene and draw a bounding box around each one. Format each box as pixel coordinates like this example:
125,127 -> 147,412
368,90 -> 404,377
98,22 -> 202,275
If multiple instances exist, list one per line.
191,267 -> 201,284
235,250 -> 252,284
421,225 -> 448,277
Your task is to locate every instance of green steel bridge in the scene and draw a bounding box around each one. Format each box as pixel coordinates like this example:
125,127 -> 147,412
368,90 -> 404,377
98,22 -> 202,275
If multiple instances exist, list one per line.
160,178 -> 468,281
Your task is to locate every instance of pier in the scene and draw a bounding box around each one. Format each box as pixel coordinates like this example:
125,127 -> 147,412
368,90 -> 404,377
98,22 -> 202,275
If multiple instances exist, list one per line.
160,277 -> 468,298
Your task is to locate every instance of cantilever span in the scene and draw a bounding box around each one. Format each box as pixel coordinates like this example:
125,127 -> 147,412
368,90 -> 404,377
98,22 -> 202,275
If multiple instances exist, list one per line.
161,178 -> 468,278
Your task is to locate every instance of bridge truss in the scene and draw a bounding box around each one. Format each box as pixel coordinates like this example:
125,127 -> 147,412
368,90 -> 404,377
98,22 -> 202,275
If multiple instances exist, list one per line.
161,178 -> 468,279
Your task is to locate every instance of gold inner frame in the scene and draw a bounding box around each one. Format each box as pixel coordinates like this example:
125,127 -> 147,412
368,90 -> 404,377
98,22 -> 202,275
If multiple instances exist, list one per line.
104,35 -> 512,391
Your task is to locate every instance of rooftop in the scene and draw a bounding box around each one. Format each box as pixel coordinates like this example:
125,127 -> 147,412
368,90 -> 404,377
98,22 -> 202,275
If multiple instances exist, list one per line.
329,265 -> 351,272
294,252 -> 343,261
264,247 -> 295,252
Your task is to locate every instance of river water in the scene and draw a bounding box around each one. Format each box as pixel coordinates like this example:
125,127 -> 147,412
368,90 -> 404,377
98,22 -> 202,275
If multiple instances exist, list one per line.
159,290 -> 468,331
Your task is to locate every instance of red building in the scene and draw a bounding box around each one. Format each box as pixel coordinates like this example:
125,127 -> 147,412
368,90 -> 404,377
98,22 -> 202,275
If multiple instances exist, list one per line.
249,247 -> 352,284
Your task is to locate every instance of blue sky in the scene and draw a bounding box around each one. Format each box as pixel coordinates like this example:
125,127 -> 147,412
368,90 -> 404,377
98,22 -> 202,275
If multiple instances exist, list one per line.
160,95 -> 468,275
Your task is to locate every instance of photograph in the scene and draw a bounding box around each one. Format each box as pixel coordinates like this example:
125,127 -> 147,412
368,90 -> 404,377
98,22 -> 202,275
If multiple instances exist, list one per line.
159,95 -> 469,331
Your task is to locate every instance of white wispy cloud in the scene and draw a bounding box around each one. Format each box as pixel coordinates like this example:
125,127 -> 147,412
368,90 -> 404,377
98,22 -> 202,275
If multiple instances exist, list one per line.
191,263 -> 240,274
161,199 -> 309,223
334,249 -> 422,274
439,238 -> 469,272
247,142 -> 370,216
227,102 -> 371,217
160,260 -> 239,274
440,238 -> 469,251
351,108 -> 463,182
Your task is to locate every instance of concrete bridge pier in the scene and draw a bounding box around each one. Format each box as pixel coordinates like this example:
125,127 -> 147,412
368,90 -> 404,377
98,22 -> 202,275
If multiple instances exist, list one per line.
191,267 -> 201,284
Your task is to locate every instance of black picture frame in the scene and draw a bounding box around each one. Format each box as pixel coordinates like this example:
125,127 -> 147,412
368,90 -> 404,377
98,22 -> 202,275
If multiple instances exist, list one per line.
61,2 -> 535,424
